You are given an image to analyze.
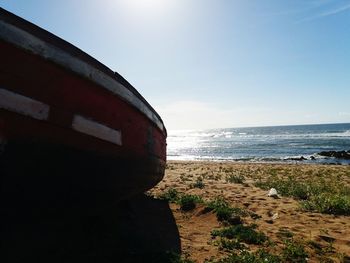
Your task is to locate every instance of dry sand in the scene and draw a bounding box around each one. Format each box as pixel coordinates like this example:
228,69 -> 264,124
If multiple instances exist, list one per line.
148,161 -> 350,263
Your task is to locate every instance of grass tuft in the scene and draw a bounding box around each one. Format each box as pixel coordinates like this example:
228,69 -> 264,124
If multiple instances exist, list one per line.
178,194 -> 203,211
206,197 -> 248,223
226,174 -> 245,184
211,224 -> 267,245
191,177 -> 205,189
282,239 -> 308,263
159,188 -> 180,203
300,193 -> 350,215
217,238 -> 246,251
205,249 -> 282,263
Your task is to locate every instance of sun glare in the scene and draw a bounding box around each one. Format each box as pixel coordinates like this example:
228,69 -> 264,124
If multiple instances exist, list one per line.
123,0 -> 166,10
118,0 -> 174,21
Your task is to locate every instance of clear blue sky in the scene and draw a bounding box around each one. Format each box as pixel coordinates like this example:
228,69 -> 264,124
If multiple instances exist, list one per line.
2,0 -> 350,130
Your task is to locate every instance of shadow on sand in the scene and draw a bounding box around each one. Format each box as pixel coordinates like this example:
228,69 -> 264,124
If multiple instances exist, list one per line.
1,194 -> 181,263
0,142 -> 180,262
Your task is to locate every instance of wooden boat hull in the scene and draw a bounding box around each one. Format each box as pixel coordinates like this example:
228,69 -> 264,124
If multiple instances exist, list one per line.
0,8 -> 167,209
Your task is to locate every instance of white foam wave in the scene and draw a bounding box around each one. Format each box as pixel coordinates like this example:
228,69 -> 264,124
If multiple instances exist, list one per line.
168,130 -> 350,140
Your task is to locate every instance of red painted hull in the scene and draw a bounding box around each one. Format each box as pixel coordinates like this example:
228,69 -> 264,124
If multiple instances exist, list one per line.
0,8 -> 167,206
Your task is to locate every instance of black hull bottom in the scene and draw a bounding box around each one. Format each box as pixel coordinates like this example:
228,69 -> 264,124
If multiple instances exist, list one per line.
0,140 -> 165,213
0,141 -> 173,263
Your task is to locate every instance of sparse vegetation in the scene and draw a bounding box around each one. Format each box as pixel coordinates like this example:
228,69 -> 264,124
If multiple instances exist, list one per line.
170,254 -> 195,263
206,239 -> 311,263
191,176 -> 205,189
282,239 -> 308,263
254,172 -> 350,215
178,194 -> 203,211
205,249 -> 282,263
211,224 -> 267,245
217,238 -> 246,251
208,239 -> 309,263
300,193 -> 350,215
226,174 -> 245,184
206,197 -> 248,223
150,163 -> 350,262
159,188 -> 180,203
158,189 -> 203,211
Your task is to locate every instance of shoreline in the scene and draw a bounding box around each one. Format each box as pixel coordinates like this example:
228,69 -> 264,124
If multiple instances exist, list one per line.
166,159 -> 350,166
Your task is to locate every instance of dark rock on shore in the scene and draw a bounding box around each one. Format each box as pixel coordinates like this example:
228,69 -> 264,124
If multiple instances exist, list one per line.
285,156 -> 307,161
318,150 -> 350,160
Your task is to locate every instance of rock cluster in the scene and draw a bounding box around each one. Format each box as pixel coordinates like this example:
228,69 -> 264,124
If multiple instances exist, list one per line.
318,150 -> 350,160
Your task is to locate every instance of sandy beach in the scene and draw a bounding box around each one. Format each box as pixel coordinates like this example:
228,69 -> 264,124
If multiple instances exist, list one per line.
148,161 -> 350,263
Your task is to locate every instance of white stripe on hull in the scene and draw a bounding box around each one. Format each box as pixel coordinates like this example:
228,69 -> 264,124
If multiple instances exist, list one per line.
0,88 -> 49,120
0,20 -> 165,132
72,115 -> 122,146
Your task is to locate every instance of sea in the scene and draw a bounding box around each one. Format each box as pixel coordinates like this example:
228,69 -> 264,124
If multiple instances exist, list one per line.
167,123 -> 350,165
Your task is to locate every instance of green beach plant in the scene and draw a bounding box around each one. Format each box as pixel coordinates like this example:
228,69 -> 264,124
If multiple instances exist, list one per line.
300,193 -> 350,215
159,188 -> 180,203
158,188 -> 205,212
206,239 -> 309,263
211,224 -> 267,245
226,174 -> 245,184
282,239 -> 308,263
205,197 -> 247,223
178,194 -> 203,211
191,176 -> 205,189
217,238 -> 246,251
152,251 -> 195,263
204,249 -> 282,263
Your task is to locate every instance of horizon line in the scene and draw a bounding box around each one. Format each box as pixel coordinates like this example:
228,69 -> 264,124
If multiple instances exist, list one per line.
168,122 -> 350,132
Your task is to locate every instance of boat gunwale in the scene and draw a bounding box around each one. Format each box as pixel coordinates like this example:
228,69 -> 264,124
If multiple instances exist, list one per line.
0,8 -> 166,135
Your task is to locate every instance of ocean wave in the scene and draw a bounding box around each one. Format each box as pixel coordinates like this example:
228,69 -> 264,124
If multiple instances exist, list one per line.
167,124 -> 350,164
167,154 -> 350,164
168,131 -> 350,140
